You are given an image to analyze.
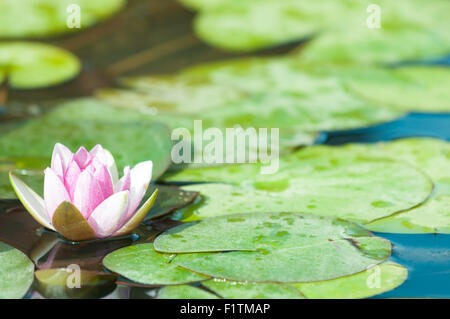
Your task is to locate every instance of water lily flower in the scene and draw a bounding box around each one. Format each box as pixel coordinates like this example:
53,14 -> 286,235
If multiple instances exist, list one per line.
9,143 -> 158,241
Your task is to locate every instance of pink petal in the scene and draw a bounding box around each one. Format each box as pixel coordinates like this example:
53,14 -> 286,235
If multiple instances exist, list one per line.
87,191 -> 129,238
51,143 -> 73,178
91,159 -> 114,199
73,170 -> 105,219
114,166 -> 130,193
63,159 -> 81,200
73,146 -> 92,169
44,168 -> 71,220
90,145 -> 119,184
125,161 -> 153,221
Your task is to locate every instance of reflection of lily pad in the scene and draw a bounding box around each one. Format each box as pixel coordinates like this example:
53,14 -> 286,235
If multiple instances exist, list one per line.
157,285 -> 219,299
34,268 -> 117,299
0,100 -> 172,180
103,243 -> 209,286
292,262 -> 407,299
361,138 -> 450,233
0,0 -> 126,38
301,27 -> 449,65
0,241 -> 34,299
0,42 -> 81,89
166,147 -> 433,223
155,212 -> 391,282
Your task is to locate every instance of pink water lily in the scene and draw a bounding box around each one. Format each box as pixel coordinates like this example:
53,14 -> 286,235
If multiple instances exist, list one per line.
9,143 -> 158,241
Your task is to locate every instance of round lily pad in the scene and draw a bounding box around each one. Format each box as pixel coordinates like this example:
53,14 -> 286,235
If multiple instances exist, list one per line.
166,146 -> 433,224
292,261 -> 408,299
154,212 -> 391,282
361,138 -> 450,233
0,0 -> 126,39
103,243 -> 209,286
203,280 -> 304,299
0,42 -> 81,89
0,99 -> 173,180
157,285 -> 219,299
0,241 -> 34,299
98,75 -> 246,114
331,66 -> 450,112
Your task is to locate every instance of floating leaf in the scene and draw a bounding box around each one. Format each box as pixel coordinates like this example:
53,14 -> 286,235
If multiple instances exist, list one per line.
203,280 -> 304,299
144,185 -> 199,221
0,241 -> 34,299
0,42 -> 81,89
103,243 -> 209,286
166,146 -> 433,224
0,99 -> 173,180
324,66 -> 450,112
34,268 -> 117,299
292,262 -> 408,299
154,212 -> 391,282
0,0 -> 126,38
157,285 -> 219,299
98,75 -> 246,114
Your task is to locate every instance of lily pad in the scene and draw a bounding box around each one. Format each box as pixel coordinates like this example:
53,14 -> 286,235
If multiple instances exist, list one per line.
157,285 -> 219,299
0,0 -> 126,38
34,268 -> 117,299
144,185 -> 199,221
0,42 -> 81,89
203,280 -> 304,299
292,261 -> 408,299
190,0 -> 450,57
327,66 -> 450,112
103,243 -> 209,286
165,147 -> 433,224
154,212 -> 391,282
0,241 -> 34,299
98,75 -> 246,114
301,26 -> 449,65
0,100 -> 173,180
361,138 -> 450,233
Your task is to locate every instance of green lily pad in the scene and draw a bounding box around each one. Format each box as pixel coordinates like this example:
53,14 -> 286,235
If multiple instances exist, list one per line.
360,138 -> 450,233
165,146 -> 433,224
154,212 -> 391,282
0,241 -> 34,299
203,280 -> 304,299
98,75 -> 246,115
97,57 -> 399,154
34,268 -> 117,299
103,243 -> 209,286
157,285 -> 219,299
292,261 -> 407,299
0,0 -> 126,38
202,262 -> 407,298
191,0 -> 340,52
301,26 -> 449,65
0,99 -> 173,180
0,42 -> 81,89
190,0 -> 450,57
326,66 -> 450,112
